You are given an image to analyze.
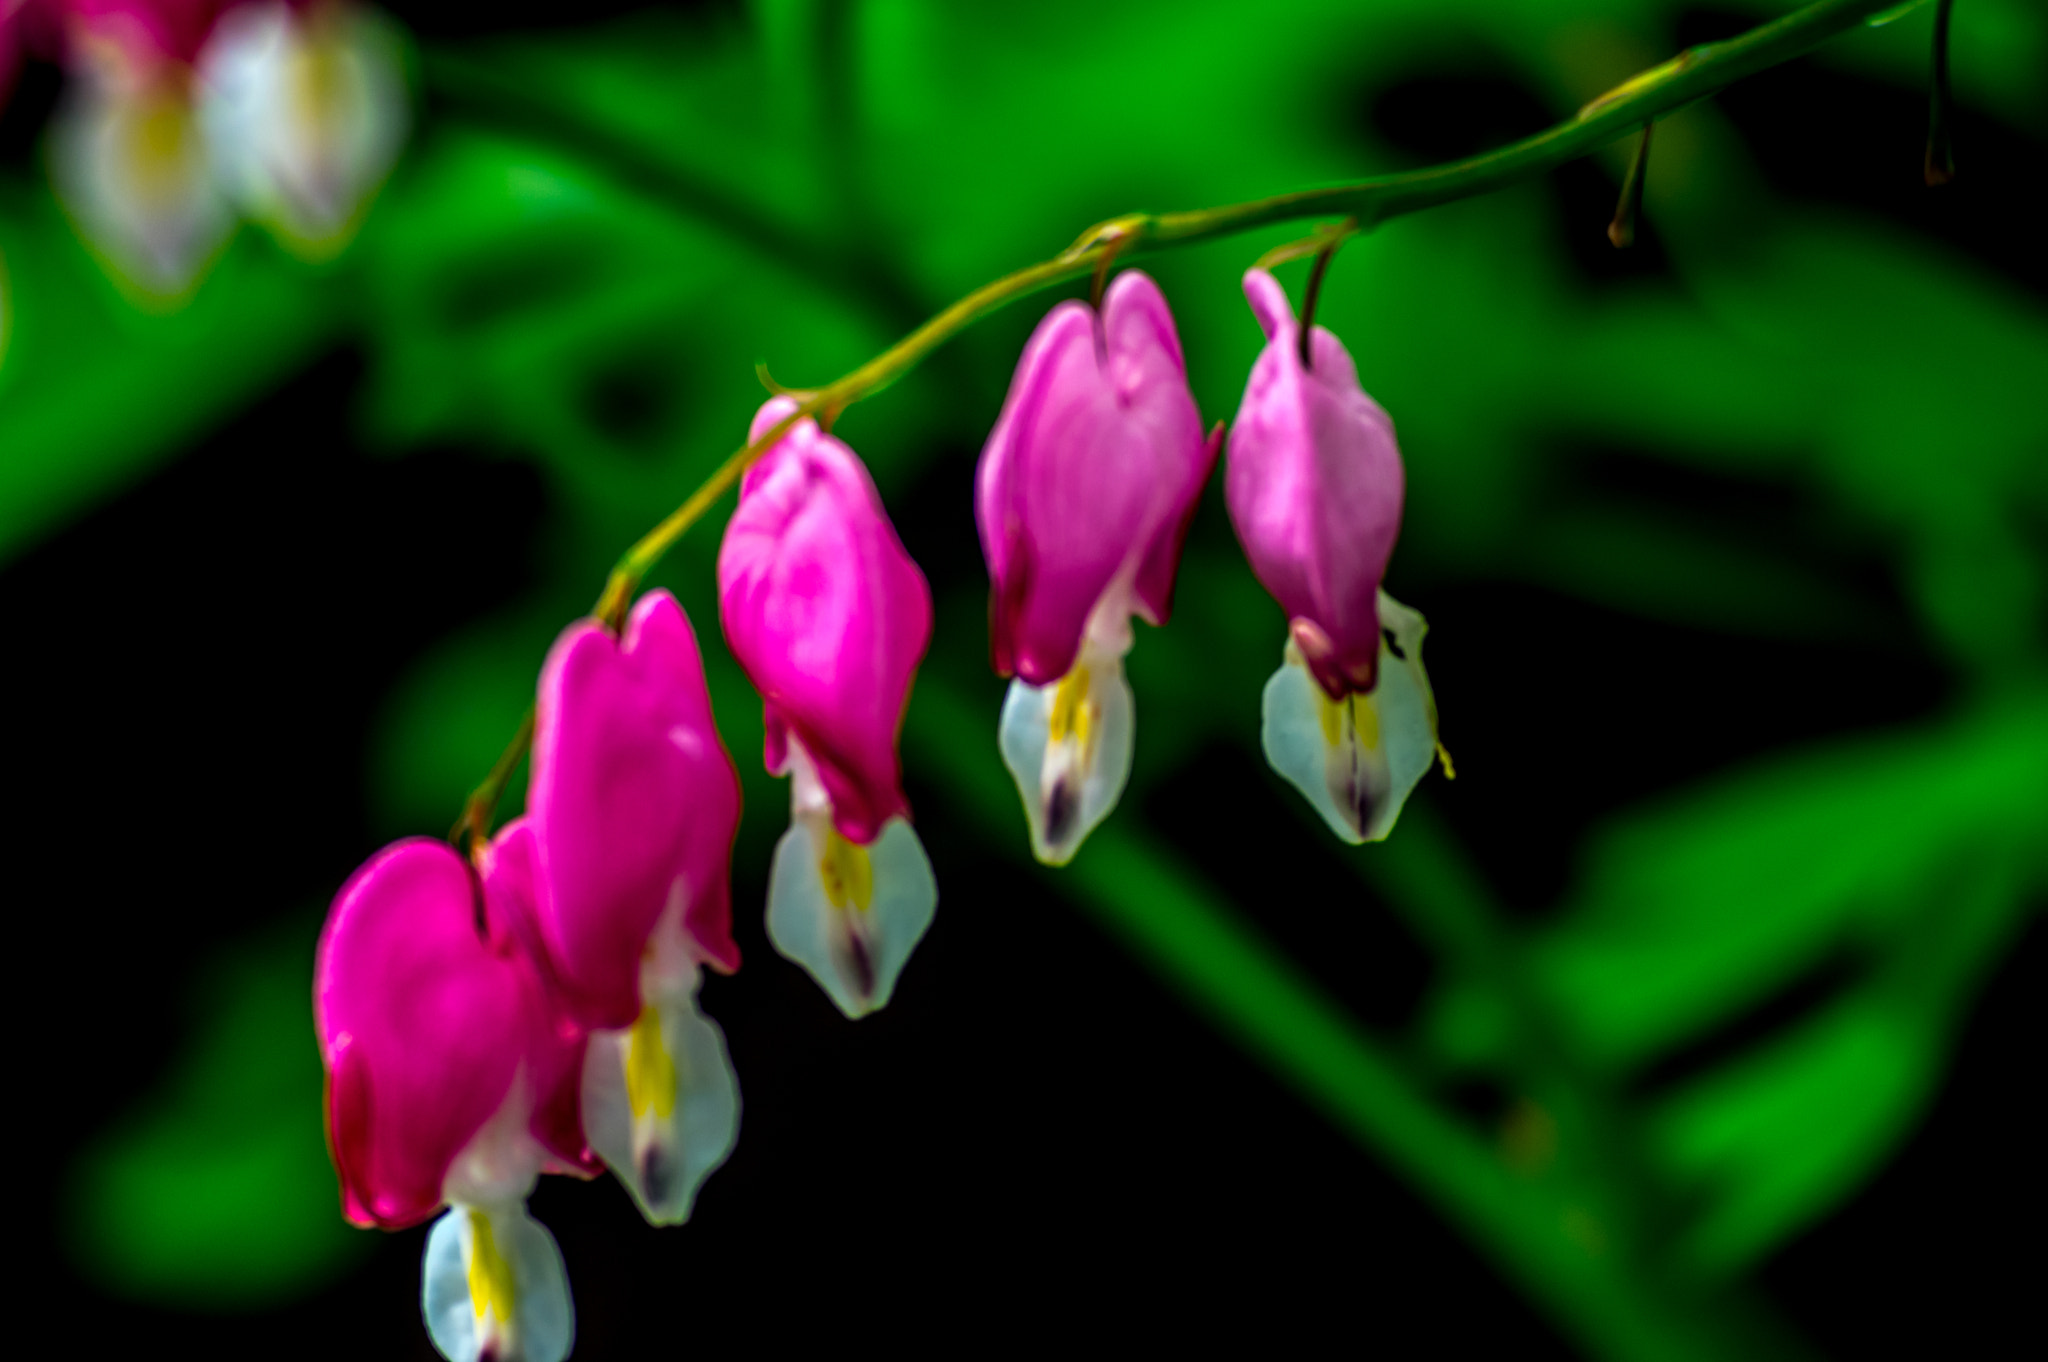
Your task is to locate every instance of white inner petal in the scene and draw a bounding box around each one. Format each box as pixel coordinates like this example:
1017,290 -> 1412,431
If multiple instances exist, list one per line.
998,642 -> 1136,866
1365,591 -> 1439,842
579,982 -> 740,1227
440,1068 -> 547,1212
422,1202 -> 574,1362
1260,592 -> 1439,845
765,812 -> 937,1018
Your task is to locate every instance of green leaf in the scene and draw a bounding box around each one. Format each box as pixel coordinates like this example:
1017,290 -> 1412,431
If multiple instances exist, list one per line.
1530,694 -> 2048,1075
1651,996 -> 1935,1278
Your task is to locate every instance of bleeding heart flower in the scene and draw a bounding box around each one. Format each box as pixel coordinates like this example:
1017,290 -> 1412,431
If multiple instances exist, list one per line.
524,589 -> 744,1224
315,833 -> 586,1362
1226,267 -> 1443,843
976,269 -> 1219,864
719,395 -> 938,1018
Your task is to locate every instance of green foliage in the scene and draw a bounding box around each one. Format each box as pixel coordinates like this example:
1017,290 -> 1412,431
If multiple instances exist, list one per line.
6,0 -> 2040,1354
63,920 -> 369,1309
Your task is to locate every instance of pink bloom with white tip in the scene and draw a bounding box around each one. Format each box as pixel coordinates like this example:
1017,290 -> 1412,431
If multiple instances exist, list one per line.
1226,267 -> 1442,845
315,834 -> 586,1362
525,589 -> 743,1225
529,590 -> 742,1025
975,269 -> 1219,863
719,395 -> 938,1018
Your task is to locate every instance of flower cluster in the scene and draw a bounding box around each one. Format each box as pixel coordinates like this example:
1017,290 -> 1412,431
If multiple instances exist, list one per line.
316,262 -> 1442,1360
982,265 -> 1444,856
317,398 -> 935,1361
3,0 -> 405,295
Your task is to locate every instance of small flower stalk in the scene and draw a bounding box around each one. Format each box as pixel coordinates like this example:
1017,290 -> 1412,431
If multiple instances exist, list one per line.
1226,267 -> 1443,843
719,396 -> 938,1018
977,269 -> 1219,864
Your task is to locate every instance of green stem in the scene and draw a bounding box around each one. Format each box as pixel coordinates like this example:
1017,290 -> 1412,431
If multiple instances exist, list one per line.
422,50 -> 931,337
1296,236 -> 1339,368
1924,0 -> 1957,185
450,705 -> 533,856
1608,121 -> 1654,249
601,0 -> 1893,607
452,0 -> 1899,840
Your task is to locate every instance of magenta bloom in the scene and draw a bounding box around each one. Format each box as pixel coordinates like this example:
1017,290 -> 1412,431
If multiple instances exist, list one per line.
976,269 -> 1218,864
319,832 -> 585,1362
1227,267 -> 1404,699
315,837 -> 586,1232
1226,268 -> 1442,846
526,588 -> 744,1225
719,395 -> 933,845
977,269 -> 1215,686
527,589 -> 742,1032
718,396 -> 939,1018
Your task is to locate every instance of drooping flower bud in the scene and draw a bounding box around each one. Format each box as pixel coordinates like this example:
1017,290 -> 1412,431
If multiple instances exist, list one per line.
1226,268 -> 1442,843
976,269 -> 1218,863
315,834 -> 585,1362
528,589 -> 742,1029
525,589 -> 743,1223
719,396 -> 938,1018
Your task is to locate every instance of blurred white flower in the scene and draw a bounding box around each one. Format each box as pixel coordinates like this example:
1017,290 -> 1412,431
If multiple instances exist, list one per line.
197,2 -> 406,258
50,35 -> 232,299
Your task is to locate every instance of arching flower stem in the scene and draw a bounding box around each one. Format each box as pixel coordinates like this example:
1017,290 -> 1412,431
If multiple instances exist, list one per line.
452,705 -> 533,858
450,0 -> 1902,845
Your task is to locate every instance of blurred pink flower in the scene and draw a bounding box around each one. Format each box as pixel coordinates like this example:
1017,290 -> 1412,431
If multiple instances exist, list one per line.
719,396 -> 938,1017
975,269 -> 1218,863
63,0 -> 225,67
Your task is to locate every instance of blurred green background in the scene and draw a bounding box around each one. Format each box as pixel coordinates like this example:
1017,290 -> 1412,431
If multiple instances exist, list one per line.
3,0 -> 2042,1357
